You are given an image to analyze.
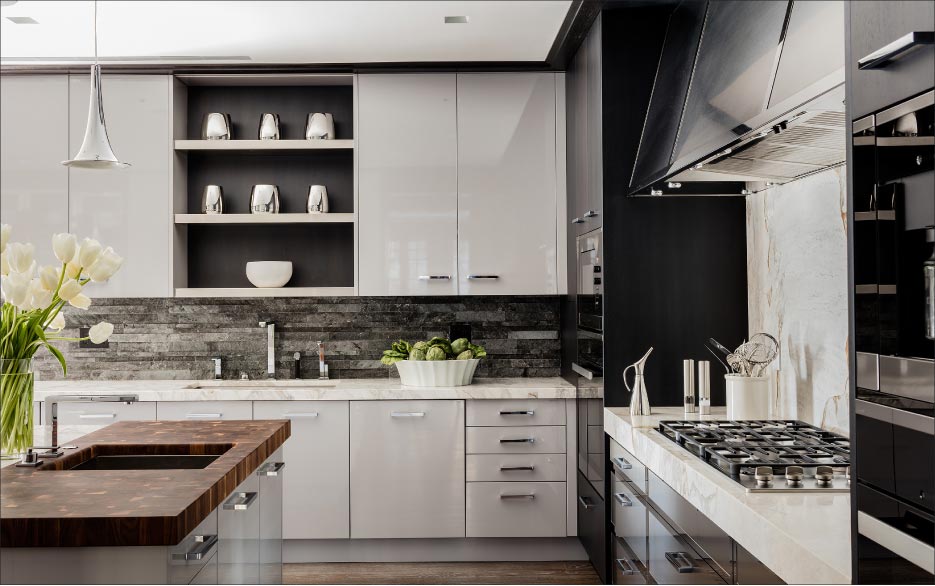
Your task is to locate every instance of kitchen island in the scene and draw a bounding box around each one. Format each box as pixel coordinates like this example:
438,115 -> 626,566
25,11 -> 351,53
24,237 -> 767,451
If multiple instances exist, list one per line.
0,419 -> 289,584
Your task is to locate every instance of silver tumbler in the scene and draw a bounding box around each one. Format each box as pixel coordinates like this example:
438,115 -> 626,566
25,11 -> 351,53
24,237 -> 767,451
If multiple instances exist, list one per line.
250,184 -> 280,214
258,113 -> 280,140
305,113 -> 335,140
306,185 -> 329,213
202,113 -> 232,140
202,185 -> 223,214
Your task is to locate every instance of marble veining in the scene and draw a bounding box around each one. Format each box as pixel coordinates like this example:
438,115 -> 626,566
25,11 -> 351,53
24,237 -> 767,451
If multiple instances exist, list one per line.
604,406 -> 850,585
746,168 -> 850,434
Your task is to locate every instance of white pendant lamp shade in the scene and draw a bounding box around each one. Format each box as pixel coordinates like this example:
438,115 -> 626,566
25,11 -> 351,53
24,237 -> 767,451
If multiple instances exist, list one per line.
62,64 -> 129,169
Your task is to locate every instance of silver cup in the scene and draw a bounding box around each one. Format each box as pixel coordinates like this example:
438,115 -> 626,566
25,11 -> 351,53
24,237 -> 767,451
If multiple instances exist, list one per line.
202,185 -> 223,214
250,184 -> 280,214
306,185 -> 329,213
202,113 -> 232,140
258,113 -> 280,140
305,113 -> 335,140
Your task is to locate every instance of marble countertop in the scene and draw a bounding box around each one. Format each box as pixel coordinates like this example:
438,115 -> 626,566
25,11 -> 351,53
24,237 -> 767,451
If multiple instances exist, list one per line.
33,376 -> 575,402
604,406 -> 851,585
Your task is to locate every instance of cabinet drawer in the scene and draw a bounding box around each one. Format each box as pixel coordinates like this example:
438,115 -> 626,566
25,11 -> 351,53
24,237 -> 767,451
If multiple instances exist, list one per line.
613,533 -> 650,585
612,478 -> 648,564
51,401 -> 156,425
467,454 -> 566,482
610,438 -> 647,493
467,426 -> 566,454
167,509 -> 218,585
647,507 -> 725,585
466,399 -> 565,426
157,401 -> 252,421
466,481 -> 566,537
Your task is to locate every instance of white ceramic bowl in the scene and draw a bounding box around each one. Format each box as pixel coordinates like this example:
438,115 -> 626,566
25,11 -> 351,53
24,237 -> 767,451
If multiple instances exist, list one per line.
394,359 -> 480,387
246,261 -> 293,288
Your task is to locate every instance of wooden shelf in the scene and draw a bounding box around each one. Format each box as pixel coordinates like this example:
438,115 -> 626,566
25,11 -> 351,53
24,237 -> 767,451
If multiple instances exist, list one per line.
175,213 -> 355,224
175,139 -> 354,151
175,287 -> 357,298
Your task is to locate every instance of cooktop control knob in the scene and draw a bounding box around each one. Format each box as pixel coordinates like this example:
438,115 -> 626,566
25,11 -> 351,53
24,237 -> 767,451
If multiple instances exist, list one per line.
785,465 -> 805,486
815,465 -> 834,487
754,466 -> 774,488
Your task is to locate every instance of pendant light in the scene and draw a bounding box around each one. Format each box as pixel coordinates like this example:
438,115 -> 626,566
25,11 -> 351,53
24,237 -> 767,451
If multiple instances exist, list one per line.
62,0 -> 129,169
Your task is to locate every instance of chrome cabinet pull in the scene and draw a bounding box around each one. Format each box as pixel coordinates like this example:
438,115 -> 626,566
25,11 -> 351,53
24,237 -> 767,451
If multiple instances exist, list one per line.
172,534 -> 218,561
571,362 -> 594,380
78,413 -> 116,419
391,411 -> 425,418
499,410 -> 534,416
578,496 -> 594,510
613,492 -> 633,507
500,465 -> 535,471
584,210 -> 600,218
615,558 -> 637,576
223,491 -> 258,511
258,462 -> 285,477
665,551 -> 695,573
500,493 -> 536,499
418,275 -> 451,280
612,456 -> 633,470
858,31 -> 935,69
467,275 -> 499,280
285,412 -> 319,418
185,413 -> 222,419
500,438 -> 535,443
571,217 -> 584,224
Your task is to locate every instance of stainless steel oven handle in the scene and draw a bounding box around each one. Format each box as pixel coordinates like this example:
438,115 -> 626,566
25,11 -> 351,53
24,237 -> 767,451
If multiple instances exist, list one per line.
571,362 -> 594,380
858,511 -> 935,574
615,558 -> 637,575
858,31 -> 935,70
665,551 -> 695,573
856,399 -> 935,436
172,534 -> 218,561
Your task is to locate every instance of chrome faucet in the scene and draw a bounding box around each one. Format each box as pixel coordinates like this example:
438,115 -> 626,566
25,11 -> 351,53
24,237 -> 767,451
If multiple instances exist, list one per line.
42,394 -> 137,456
259,321 -> 276,378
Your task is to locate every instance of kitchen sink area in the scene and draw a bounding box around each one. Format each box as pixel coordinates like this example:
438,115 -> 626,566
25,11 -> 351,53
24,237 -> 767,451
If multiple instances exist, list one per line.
69,453 -> 222,470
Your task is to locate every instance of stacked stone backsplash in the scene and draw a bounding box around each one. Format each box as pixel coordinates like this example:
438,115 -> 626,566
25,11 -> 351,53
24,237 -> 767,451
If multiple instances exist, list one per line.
33,296 -> 560,381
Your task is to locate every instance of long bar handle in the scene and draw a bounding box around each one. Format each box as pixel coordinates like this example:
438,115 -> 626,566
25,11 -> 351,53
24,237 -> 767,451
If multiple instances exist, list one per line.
285,412 -> 319,418
391,412 -> 425,417
78,413 -> 117,419
614,492 -> 633,507
259,462 -> 286,477
185,413 -> 222,419
418,275 -> 451,280
499,410 -> 535,416
665,551 -> 695,573
467,275 -> 500,280
858,31 -> 935,69
222,491 -> 258,511
571,362 -> 594,380
500,493 -> 536,499
500,438 -> 535,443
615,558 -> 637,576
578,496 -> 595,510
172,534 -> 219,561
500,465 -> 536,471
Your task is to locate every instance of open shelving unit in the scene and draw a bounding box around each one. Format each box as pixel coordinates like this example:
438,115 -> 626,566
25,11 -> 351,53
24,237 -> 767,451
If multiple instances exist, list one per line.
171,73 -> 358,297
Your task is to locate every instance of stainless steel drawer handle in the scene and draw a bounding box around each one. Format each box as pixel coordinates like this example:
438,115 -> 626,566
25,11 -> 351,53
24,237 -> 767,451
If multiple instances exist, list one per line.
172,534 -> 218,561
499,410 -> 535,416
223,491 -> 258,511
612,456 -> 633,470
285,412 -> 318,418
858,31 -> 935,70
500,465 -> 535,471
578,496 -> 595,510
500,493 -> 536,499
391,411 -> 425,417
615,558 -> 637,576
185,413 -> 222,419
500,438 -> 535,443
259,462 -> 285,477
613,492 -> 633,507
665,551 -> 695,573
467,275 -> 500,280
571,217 -> 585,225
418,275 -> 451,280
571,362 -> 594,380
78,413 -> 116,419
584,210 -> 600,218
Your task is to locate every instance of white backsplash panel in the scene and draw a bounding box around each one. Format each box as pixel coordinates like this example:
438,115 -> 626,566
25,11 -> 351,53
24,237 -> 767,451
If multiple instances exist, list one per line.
746,168 -> 850,434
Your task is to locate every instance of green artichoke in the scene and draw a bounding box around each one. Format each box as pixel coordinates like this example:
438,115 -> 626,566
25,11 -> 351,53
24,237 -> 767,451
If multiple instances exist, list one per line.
425,346 -> 447,361
408,348 -> 427,361
456,349 -> 474,360
451,338 -> 470,355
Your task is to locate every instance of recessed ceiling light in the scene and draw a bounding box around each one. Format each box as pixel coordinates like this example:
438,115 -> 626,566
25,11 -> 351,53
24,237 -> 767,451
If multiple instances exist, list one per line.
444,16 -> 469,24
6,16 -> 37,24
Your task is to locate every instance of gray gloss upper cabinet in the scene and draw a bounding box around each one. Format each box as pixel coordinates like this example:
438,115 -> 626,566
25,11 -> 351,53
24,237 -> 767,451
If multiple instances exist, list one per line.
68,74 -> 172,297
0,76 -> 69,265
358,74 -> 458,296
456,73 -> 558,295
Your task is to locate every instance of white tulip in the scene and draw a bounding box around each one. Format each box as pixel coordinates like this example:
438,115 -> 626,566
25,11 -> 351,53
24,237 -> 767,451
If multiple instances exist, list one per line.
28,279 -> 52,309
63,262 -> 81,280
86,247 -> 124,282
51,233 -> 78,264
76,238 -> 102,269
0,224 -> 10,253
7,242 -> 34,273
58,279 -> 83,301
88,321 -> 114,344
1,275 -> 29,308
69,293 -> 91,310
0,251 -> 8,276
39,265 -> 59,291
47,312 -> 65,331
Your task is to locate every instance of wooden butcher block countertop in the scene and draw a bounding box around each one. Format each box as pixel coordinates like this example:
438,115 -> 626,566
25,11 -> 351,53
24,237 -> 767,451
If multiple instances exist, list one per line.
0,419 -> 290,548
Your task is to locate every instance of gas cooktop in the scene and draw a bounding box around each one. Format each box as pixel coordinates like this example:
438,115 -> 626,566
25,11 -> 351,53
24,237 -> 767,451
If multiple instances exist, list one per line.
658,420 -> 851,493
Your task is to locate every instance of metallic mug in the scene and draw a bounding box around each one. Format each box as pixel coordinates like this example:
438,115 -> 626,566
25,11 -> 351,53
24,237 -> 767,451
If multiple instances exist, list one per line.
305,113 -> 335,140
250,184 -> 280,214
258,113 -> 280,140
306,185 -> 329,213
202,185 -> 223,214
202,113 -> 232,140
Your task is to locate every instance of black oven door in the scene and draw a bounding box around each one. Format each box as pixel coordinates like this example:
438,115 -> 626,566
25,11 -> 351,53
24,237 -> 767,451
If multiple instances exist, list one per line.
857,484 -> 934,583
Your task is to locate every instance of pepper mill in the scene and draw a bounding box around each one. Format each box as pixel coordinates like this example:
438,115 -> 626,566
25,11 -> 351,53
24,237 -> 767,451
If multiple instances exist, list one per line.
684,359 -> 696,414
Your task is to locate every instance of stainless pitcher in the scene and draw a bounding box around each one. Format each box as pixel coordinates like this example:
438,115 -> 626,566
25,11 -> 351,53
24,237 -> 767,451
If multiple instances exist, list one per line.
624,347 -> 653,416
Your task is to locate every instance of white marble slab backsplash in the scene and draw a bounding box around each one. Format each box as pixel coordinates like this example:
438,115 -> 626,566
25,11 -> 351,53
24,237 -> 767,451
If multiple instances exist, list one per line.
746,167 -> 850,434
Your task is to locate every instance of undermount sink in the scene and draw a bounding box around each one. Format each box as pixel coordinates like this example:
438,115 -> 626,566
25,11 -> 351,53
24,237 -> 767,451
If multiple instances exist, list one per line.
69,454 -> 221,471
186,380 -> 336,390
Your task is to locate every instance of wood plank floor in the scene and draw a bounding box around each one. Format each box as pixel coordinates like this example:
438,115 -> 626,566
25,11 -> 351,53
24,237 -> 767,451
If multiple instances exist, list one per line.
284,561 -> 600,585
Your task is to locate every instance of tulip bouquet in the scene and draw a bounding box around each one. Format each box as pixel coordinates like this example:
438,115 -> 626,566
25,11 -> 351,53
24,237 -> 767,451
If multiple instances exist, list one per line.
0,224 -> 122,456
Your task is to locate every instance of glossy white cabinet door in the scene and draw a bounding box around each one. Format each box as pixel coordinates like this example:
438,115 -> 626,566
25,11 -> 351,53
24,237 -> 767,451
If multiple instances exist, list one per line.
358,74 -> 458,295
457,73 -> 558,295
253,401 -> 350,539
0,76 -> 69,266
350,400 -> 465,538
68,74 -> 171,297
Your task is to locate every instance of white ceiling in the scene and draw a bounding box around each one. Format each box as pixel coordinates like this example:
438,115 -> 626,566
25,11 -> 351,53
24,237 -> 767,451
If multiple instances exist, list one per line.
0,1 -> 572,64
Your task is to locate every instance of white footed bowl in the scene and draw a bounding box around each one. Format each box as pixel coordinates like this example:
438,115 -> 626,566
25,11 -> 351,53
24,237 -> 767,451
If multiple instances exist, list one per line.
246,261 -> 293,288
395,359 -> 480,387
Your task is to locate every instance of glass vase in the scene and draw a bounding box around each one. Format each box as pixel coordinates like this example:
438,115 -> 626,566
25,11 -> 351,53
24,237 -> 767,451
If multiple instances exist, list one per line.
1,358 -> 34,459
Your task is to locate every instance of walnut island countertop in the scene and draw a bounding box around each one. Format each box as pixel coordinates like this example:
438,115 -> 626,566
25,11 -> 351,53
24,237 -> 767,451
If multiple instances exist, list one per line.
0,419 -> 290,548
